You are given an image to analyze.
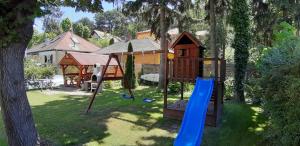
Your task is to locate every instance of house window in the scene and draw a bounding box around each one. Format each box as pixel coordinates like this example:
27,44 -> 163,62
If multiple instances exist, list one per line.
178,49 -> 188,57
44,56 -> 47,63
49,55 -> 53,64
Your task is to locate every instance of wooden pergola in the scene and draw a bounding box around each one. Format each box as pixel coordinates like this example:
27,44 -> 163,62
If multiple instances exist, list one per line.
59,52 -> 121,87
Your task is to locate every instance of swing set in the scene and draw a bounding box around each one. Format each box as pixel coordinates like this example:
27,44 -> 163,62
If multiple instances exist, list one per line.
86,48 -> 162,113
86,53 -> 134,113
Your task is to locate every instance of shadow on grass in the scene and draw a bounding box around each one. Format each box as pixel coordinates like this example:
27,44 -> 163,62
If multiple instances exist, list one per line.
0,86 -> 267,146
28,86 -> 179,145
202,103 -> 267,146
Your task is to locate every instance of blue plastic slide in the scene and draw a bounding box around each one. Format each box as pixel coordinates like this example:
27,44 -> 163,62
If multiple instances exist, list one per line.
174,77 -> 214,146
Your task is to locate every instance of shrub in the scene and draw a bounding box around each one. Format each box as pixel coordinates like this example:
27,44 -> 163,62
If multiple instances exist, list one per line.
224,77 -> 234,100
260,64 -> 300,146
255,22 -> 300,145
124,42 -> 137,89
168,82 -> 194,95
24,59 -> 55,80
103,81 -> 113,89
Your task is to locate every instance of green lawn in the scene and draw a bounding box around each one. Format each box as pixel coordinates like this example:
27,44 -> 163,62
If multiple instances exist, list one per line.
0,85 -> 267,146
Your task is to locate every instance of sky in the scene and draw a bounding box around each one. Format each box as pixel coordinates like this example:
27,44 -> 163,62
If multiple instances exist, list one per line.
34,1 -> 114,32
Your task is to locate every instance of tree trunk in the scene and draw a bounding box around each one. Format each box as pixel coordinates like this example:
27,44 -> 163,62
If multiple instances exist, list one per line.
158,4 -> 167,89
0,1 -> 38,144
209,0 -> 217,74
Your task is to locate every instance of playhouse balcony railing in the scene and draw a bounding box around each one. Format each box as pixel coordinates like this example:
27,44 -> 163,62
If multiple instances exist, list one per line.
168,57 -> 226,83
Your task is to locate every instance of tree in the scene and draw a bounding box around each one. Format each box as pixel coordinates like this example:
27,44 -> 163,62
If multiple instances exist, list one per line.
124,42 -> 136,89
28,30 -> 46,48
109,38 -> 114,45
75,17 -> 95,31
0,0 -> 105,144
73,23 -> 84,37
95,9 -> 127,36
82,25 -> 91,39
73,23 -> 91,39
123,0 -> 192,89
61,18 -> 72,32
42,5 -> 62,35
229,0 -> 251,103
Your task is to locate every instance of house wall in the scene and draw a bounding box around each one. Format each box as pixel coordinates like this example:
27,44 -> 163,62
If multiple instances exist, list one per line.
136,31 -> 156,40
26,50 -> 67,74
118,53 -> 160,75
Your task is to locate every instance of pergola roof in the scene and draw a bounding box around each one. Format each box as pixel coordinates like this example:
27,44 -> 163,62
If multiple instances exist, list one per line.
59,52 -> 118,66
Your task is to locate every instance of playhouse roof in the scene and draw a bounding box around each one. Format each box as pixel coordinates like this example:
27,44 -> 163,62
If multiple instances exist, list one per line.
59,52 -> 118,66
27,31 -> 100,54
170,31 -> 204,49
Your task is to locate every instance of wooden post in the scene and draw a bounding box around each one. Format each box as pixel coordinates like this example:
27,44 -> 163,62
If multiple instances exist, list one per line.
214,52 -> 219,126
77,65 -> 83,87
61,65 -> 67,86
164,52 -> 168,109
180,82 -> 184,100
86,55 -> 113,113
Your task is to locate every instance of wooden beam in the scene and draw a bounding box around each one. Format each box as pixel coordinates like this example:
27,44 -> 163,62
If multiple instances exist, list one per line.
86,55 -> 113,113
86,54 -> 134,113
164,51 -> 168,108
180,82 -> 184,100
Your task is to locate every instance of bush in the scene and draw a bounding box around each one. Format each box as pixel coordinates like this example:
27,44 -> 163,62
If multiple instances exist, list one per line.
224,77 -> 234,100
168,82 -> 194,95
255,22 -> 300,145
24,59 -> 55,80
260,64 -> 300,146
124,42 -> 137,89
103,81 -> 113,89
88,38 -> 110,48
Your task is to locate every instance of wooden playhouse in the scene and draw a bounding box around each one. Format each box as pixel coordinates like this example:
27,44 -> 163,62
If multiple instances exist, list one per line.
163,32 -> 226,126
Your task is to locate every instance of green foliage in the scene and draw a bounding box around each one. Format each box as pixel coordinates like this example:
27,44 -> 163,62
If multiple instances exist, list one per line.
75,17 -> 95,31
229,0 -> 251,103
61,18 -> 72,32
28,30 -> 46,48
28,31 -> 58,48
168,82 -> 193,94
273,22 -> 297,45
24,59 -> 55,80
251,22 -> 300,145
73,23 -> 91,39
88,38 -> 110,48
224,77 -> 234,99
73,23 -> 84,37
95,9 -> 127,36
82,25 -> 91,39
260,64 -> 300,145
109,38 -> 114,45
0,0 -> 104,48
124,42 -> 136,89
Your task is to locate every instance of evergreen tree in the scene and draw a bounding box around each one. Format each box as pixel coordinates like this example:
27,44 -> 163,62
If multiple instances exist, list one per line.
124,42 -> 136,89
229,0 -> 251,103
61,18 -> 72,32
82,25 -> 91,39
109,38 -> 114,45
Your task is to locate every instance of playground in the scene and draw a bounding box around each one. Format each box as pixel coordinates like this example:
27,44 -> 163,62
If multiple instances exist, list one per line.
0,85 -> 266,145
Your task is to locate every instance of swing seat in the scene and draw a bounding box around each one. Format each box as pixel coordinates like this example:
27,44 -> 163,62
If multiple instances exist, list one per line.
143,98 -> 156,103
121,93 -> 134,100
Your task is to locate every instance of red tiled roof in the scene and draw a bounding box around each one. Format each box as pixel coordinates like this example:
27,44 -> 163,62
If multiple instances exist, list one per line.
28,31 -> 100,53
60,52 -> 118,66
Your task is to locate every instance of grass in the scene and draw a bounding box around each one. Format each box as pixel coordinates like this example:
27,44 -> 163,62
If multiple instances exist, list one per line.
0,85 -> 267,146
